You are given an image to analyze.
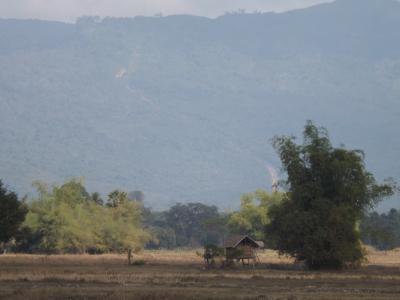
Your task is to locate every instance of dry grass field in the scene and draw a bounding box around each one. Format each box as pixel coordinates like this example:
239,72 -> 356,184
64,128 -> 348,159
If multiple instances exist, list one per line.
0,248 -> 400,300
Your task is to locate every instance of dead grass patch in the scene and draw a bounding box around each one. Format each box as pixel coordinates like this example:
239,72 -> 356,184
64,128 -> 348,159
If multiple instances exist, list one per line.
0,248 -> 399,299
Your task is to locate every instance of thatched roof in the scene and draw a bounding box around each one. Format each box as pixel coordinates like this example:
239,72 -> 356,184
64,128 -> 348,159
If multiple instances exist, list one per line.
223,235 -> 260,248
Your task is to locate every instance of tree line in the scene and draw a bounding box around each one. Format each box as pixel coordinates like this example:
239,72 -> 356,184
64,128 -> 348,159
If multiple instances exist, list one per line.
0,121 -> 397,269
361,209 -> 400,250
0,178 -> 283,253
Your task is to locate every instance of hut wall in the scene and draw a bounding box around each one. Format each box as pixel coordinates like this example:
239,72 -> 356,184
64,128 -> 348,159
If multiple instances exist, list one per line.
226,245 -> 256,260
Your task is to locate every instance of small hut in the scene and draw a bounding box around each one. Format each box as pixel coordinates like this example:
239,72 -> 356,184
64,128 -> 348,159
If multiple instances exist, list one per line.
224,235 -> 261,266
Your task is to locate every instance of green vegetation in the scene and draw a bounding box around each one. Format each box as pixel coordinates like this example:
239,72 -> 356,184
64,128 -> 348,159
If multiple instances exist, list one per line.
143,193 -> 282,249
0,165 -> 397,265
266,121 -> 395,269
228,190 -> 282,240
0,181 -> 27,249
1,177 -> 281,253
143,202 -> 228,249
19,179 -> 150,254
0,122 -> 397,271
361,209 -> 400,250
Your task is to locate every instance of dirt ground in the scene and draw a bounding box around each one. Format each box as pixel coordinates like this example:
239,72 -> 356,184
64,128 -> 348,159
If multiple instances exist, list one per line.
0,249 -> 399,300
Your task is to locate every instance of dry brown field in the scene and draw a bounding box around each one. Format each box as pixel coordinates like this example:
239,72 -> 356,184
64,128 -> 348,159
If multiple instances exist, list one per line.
0,248 -> 400,300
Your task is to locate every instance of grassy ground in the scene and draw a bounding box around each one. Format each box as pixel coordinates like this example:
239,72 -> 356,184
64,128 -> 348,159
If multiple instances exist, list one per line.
0,249 -> 400,299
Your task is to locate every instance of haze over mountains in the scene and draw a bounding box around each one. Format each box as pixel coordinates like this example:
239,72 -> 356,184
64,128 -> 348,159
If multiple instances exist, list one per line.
1,0 -> 399,210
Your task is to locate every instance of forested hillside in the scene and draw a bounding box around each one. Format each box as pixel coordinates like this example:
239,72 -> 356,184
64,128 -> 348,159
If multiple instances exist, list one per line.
1,0 -> 399,210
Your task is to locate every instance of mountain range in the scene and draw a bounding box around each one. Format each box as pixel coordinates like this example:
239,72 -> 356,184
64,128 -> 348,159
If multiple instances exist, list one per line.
1,0 -> 399,210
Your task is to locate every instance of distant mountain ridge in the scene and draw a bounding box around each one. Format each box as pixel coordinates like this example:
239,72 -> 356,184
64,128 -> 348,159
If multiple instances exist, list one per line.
1,0 -> 399,210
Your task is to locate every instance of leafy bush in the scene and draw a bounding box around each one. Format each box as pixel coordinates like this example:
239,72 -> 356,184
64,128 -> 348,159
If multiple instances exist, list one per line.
22,179 -> 150,254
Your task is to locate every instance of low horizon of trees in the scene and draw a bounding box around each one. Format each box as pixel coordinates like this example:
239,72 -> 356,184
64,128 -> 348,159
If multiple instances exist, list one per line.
1,175 -> 397,257
0,177 -> 286,253
361,209 -> 400,250
0,122 -> 398,271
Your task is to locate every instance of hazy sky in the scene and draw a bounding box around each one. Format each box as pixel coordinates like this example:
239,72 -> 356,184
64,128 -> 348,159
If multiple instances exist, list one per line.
0,0 -> 333,23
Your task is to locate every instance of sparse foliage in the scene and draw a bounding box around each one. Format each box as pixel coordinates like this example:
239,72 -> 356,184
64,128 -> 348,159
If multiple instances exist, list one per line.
107,190 -> 129,208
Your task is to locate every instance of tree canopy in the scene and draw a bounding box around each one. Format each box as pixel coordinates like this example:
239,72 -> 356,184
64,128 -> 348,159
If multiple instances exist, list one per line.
267,121 -> 395,269
22,179 -> 150,253
361,209 -> 400,250
164,203 -> 222,247
0,180 -> 27,245
228,190 -> 282,240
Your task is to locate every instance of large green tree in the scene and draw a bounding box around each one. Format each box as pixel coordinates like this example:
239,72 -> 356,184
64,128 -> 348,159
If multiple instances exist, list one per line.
0,180 -> 27,246
267,121 -> 394,269
165,203 -> 221,247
